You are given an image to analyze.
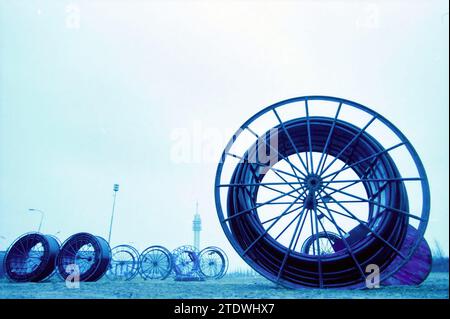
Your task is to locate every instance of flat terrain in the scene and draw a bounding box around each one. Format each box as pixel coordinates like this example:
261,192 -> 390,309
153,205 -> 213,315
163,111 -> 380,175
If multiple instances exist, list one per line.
0,272 -> 448,299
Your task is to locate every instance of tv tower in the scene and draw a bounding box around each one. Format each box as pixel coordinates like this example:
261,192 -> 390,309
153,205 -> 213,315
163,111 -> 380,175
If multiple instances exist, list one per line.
192,201 -> 202,250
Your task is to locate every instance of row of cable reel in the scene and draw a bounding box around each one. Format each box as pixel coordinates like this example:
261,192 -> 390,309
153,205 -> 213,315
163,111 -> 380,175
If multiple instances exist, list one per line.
107,244 -> 228,281
3,232 -> 111,282
2,232 -> 228,283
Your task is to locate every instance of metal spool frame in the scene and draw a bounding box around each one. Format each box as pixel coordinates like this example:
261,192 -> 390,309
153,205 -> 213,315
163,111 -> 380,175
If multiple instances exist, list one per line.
3,232 -> 60,282
301,232 -> 341,255
56,232 -> 111,282
139,245 -> 172,280
45,234 -> 62,280
106,244 -> 140,281
215,96 -> 430,289
199,246 -> 229,279
172,245 -> 201,277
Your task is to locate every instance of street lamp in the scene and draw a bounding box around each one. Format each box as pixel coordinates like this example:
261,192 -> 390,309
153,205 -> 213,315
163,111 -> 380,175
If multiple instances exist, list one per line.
28,208 -> 45,233
107,184 -> 119,243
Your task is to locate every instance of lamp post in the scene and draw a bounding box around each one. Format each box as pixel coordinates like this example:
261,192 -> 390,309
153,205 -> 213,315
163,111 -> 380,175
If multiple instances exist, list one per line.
28,208 -> 45,233
107,184 -> 119,244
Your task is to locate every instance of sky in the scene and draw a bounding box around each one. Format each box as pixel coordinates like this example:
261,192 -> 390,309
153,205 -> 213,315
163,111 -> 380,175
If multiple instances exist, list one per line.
0,0 -> 448,270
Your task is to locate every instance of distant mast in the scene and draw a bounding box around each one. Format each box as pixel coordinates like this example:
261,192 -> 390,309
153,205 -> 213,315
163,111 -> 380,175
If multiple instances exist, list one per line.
193,201 -> 202,250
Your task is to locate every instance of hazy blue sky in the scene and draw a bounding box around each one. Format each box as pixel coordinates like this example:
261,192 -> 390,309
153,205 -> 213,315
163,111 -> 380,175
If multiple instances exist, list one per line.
0,0 -> 448,269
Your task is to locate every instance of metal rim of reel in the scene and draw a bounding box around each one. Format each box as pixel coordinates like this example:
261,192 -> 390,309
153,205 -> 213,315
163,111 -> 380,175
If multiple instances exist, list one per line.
139,245 -> 173,280
41,234 -> 62,281
171,245 -> 201,276
46,234 -> 62,246
198,246 -> 229,279
106,244 -> 140,281
300,232 -> 342,255
214,95 -> 430,289
56,232 -> 111,282
3,232 -> 60,282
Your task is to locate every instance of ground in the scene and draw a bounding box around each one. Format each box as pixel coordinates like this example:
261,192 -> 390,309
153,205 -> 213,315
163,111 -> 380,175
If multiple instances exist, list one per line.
0,272 -> 448,299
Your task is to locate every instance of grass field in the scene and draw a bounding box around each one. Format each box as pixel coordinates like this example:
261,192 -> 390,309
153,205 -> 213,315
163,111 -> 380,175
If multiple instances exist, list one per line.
0,272 -> 448,299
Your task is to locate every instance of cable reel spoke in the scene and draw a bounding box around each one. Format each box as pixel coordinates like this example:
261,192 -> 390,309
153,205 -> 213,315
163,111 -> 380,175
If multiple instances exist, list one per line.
107,245 -> 140,281
139,245 -> 172,280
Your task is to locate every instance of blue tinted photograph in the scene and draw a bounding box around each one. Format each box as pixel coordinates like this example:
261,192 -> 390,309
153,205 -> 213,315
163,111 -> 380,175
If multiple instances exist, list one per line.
0,0 -> 448,302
